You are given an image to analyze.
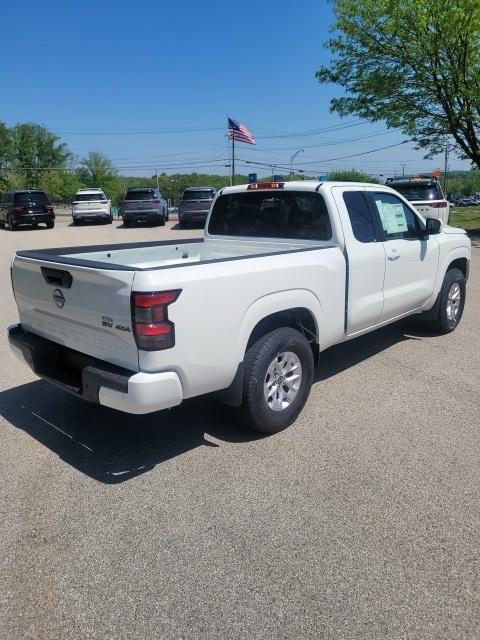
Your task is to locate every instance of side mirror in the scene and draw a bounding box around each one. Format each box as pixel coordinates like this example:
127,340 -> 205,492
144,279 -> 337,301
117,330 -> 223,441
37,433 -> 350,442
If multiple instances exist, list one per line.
425,217 -> 441,235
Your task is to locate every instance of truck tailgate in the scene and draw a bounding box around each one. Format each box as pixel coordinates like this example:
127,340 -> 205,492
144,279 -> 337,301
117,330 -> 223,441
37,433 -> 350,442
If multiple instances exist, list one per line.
12,255 -> 139,371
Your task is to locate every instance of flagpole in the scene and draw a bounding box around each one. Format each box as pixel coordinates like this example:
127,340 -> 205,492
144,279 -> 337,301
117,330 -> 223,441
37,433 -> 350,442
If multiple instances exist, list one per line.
232,131 -> 235,186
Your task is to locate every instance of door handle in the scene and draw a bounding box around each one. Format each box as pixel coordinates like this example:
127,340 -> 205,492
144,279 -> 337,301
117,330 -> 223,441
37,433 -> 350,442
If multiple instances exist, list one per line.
387,250 -> 400,261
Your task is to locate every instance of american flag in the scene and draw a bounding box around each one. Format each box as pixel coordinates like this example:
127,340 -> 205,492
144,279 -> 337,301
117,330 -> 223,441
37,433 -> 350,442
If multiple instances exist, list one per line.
227,117 -> 256,145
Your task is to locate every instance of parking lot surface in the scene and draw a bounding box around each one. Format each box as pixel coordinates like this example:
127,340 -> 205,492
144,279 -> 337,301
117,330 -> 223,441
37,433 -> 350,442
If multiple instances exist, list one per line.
1,218 -> 479,640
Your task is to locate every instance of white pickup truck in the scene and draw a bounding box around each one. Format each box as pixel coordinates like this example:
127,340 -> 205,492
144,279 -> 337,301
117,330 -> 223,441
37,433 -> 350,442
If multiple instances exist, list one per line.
8,181 -> 471,433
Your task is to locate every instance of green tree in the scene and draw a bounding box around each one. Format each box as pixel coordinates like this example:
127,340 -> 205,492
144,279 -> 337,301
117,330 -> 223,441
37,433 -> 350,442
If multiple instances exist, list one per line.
77,151 -> 117,185
11,123 -> 71,187
77,151 -> 123,202
316,0 -> 480,166
0,122 -> 13,190
327,169 -> 379,182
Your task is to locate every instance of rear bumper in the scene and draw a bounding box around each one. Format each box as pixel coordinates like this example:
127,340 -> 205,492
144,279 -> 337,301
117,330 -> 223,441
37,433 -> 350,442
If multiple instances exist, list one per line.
178,212 -> 208,222
121,211 -> 163,223
73,210 -> 110,219
8,324 -> 183,414
13,213 -> 55,224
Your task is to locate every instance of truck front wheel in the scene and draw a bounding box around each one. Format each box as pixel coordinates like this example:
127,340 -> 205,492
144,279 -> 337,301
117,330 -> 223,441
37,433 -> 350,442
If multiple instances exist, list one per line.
237,327 -> 314,433
428,268 -> 466,334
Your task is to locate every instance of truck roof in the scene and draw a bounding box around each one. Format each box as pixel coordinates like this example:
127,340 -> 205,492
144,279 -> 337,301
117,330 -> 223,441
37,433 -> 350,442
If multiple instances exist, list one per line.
219,180 -> 389,195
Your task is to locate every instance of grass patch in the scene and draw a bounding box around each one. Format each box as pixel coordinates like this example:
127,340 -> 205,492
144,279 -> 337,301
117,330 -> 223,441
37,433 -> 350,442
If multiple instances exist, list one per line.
449,206 -> 480,230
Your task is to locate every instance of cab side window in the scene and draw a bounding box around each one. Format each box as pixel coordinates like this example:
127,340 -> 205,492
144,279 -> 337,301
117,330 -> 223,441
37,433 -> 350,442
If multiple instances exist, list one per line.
343,191 -> 378,243
369,192 -> 423,240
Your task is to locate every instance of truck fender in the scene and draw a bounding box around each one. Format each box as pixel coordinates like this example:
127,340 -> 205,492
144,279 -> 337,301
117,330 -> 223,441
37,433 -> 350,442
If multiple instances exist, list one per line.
233,289 -> 324,366
424,246 -> 470,311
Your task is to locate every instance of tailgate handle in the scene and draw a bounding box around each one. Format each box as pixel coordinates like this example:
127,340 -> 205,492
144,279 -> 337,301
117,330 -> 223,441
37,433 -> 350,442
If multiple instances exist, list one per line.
41,267 -> 73,289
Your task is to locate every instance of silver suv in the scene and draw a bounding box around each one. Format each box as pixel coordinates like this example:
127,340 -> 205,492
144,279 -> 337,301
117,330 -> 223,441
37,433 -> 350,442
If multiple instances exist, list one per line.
120,188 -> 168,227
178,187 -> 216,228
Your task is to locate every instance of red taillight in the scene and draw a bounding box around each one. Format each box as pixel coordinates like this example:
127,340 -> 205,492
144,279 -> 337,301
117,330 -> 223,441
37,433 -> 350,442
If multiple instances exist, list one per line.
44,203 -> 54,212
151,199 -> 161,203
132,290 -> 181,351
247,182 -> 284,190
99,200 -> 108,204
13,206 -> 24,212
426,201 -> 447,208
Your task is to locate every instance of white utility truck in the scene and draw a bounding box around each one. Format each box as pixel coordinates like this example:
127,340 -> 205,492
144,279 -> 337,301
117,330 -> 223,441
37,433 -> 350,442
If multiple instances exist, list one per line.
8,181 -> 471,433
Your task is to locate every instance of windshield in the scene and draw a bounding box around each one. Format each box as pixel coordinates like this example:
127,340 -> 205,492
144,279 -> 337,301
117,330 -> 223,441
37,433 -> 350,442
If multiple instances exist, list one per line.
182,189 -> 215,201
14,192 -> 48,204
208,191 -> 332,240
74,193 -> 106,202
390,181 -> 443,201
125,190 -> 156,201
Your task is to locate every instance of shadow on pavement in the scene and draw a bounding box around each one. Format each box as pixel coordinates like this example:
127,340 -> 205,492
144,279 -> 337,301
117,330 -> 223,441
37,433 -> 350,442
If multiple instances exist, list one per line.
169,223 -> 205,231
315,320 -> 426,382
1,321 -> 424,484
0,383 -> 261,484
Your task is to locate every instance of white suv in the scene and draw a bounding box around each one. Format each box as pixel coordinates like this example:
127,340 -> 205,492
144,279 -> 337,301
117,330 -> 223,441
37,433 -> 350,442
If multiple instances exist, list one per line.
72,188 -> 112,225
387,177 -> 450,224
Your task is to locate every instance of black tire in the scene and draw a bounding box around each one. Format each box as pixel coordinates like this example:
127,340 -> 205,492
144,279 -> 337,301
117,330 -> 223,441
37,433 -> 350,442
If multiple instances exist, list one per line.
427,268 -> 466,334
123,220 -> 131,228
8,214 -> 17,230
236,328 -> 314,434
179,219 -> 187,229
158,213 -> 166,226
45,221 -> 54,229
165,211 -> 170,222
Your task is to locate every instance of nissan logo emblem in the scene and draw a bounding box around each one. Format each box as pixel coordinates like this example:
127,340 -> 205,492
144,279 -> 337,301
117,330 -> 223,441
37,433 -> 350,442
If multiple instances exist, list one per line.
53,289 -> 65,308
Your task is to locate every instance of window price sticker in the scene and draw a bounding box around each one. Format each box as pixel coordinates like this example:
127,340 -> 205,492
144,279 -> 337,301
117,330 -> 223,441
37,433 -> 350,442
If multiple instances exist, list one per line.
376,201 -> 408,234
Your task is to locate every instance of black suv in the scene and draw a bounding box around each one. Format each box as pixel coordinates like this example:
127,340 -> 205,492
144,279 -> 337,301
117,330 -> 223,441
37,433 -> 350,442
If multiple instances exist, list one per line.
0,190 -> 55,230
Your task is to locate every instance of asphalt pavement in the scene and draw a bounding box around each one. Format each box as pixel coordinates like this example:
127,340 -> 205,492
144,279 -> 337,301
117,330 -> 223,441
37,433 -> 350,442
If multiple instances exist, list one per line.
1,218 -> 479,639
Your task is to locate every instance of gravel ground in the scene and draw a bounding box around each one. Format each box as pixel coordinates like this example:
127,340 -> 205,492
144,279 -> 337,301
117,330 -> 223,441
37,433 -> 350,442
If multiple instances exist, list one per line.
0,218 -> 479,640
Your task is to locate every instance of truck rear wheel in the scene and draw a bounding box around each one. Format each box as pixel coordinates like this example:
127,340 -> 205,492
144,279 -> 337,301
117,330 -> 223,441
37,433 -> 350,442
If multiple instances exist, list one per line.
237,327 -> 314,434
427,268 -> 466,334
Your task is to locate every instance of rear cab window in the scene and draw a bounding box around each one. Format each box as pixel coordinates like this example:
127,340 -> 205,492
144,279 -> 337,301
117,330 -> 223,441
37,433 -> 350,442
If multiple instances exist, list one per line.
208,190 -> 332,241
125,190 -> 156,201
182,189 -> 216,201
14,191 -> 48,204
74,193 -> 106,202
389,181 -> 443,202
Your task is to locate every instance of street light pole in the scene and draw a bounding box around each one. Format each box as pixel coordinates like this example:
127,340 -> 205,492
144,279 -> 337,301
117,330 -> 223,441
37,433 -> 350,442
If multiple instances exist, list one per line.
290,149 -> 304,180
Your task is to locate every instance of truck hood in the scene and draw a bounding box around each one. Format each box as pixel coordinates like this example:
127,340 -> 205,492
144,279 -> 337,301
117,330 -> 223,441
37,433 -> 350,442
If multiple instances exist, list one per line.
443,225 -> 467,235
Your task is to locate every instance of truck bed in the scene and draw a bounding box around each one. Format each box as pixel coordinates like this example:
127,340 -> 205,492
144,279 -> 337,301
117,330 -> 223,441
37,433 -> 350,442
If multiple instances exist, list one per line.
17,237 -> 328,271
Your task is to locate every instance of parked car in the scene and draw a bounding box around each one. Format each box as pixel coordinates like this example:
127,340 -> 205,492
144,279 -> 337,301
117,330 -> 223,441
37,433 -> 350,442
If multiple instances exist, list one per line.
457,196 -> 476,207
8,180 -> 470,433
72,188 -> 112,225
178,186 -> 216,228
0,190 -> 55,230
387,177 -> 450,223
119,188 -> 168,227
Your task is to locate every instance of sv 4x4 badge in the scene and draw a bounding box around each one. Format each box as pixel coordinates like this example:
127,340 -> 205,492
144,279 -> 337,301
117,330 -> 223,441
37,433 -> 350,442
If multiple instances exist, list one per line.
101,316 -> 131,332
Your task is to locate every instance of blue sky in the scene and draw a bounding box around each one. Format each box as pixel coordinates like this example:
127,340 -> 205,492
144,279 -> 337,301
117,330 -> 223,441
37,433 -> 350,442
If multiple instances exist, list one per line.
1,0 -> 467,177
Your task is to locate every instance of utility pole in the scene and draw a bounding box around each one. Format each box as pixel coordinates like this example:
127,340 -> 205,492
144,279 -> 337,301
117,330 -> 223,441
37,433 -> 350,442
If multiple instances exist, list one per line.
155,168 -> 159,190
401,163 -> 406,177
444,143 -> 449,194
